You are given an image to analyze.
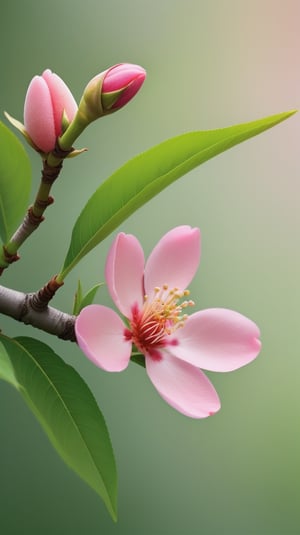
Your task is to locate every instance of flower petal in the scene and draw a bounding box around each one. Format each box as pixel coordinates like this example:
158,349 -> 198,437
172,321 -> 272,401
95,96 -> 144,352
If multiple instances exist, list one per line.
105,232 -> 145,317
75,304 -> 131,372
144,226 -> 200,294
24,75 -> 56,152
145,352 -> 220,418
42,69 -> 78,136
103,64 -> 146,92
103,63 -> 146,109
171,308 -> 261,372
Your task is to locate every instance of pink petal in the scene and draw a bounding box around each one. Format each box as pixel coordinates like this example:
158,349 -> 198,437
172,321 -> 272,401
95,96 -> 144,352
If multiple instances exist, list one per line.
75,304 -> 131,372
105,233 -> 145,317
24,75 -> 56,152
42,69 -> 78,136
146,352 -> 220,418
144,226 -> 200,294
103,63 -> 146,92
110,74 -> 146,109
103,63 -> 146,110
171,308 -> 261,372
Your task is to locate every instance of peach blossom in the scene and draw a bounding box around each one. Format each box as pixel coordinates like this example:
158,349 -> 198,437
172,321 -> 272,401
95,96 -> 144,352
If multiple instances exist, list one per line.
75,227 -> 261,418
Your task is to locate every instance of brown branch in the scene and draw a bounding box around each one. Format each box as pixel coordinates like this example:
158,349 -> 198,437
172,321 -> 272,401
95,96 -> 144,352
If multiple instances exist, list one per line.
0,143 -> 74,274
0,284 -> 76,341
29,276 -> 64,311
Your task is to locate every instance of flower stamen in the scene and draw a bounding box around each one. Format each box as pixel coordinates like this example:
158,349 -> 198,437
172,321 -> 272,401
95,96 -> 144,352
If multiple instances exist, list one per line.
127,284 -> 195,354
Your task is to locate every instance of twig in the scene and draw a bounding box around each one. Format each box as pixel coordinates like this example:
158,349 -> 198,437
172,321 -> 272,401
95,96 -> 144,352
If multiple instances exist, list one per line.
0,284 -> 76,341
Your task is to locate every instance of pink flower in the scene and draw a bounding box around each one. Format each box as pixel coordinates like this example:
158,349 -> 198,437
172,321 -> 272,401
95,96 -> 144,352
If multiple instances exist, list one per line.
79,63 -> 146,121
24,69 -> 78,153
101,63 -> 146,110
75,226 -> 261,418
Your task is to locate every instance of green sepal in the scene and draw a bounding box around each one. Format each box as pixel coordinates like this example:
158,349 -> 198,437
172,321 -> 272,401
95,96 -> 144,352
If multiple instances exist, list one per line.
67,147 -> 88,158
130,353 -> 146,368
101,89 -> 124,111
4,111 -> 43,153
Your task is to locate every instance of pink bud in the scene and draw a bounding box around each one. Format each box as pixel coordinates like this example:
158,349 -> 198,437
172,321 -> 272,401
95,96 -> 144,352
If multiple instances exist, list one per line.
79,63 -> 146,122
24,69 -> 78,153
102,63 -> 146,110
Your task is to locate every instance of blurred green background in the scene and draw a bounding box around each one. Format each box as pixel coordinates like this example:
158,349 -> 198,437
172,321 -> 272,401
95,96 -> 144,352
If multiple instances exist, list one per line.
0,1 -> 299,534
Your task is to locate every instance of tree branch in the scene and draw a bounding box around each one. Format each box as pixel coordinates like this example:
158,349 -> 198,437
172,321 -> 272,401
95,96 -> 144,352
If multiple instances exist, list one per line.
0,284 -> 76,341
0,143 -> 74,274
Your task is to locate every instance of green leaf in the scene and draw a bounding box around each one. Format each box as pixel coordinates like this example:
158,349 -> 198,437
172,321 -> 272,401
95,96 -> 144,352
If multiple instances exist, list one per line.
80,283 -> 102,309
0,340 -> 20,388
0,121 -> 32,243
59,110 -> 296,279
73,281 -> 103,315
73,279 -> 83,315
130,353 -> 146,368
0,335 -> 117,521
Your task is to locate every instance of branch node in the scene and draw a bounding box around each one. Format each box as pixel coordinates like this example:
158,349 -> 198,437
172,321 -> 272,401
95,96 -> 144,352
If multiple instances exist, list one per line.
27,206 -> 45,227
42,159 -> 63,185
2,245 -> 20,265
35,196 -> 54,209
52,140 -> 74,160
30,276 -> 64,311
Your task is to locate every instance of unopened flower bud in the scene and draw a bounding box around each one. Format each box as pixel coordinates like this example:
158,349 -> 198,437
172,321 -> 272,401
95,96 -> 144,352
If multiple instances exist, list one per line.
23,69 -> 78,153
78,63 -> 146,124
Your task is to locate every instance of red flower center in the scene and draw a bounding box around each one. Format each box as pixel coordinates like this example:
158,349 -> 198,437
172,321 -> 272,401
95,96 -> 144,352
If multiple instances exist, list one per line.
124,284 -> 194,360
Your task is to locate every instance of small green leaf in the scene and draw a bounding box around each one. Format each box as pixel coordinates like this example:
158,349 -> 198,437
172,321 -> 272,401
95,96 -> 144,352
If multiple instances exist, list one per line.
0,121 -> 32,243
73,281 -> 103,315
59,110 -> 296,279
80,284 -> 103,314
0,335 -> 117,521
73,279 -> 83,315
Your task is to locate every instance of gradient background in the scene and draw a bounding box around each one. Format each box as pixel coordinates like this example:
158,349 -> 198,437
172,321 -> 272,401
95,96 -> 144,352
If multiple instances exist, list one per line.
0,1 -> 299,534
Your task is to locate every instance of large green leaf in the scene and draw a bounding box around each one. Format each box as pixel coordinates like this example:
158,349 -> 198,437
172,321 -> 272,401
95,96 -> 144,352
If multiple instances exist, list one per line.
0,121 -> 31,243
0,339 -> 20,388
0,335 -> 117,521
59,110 -> 296,279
